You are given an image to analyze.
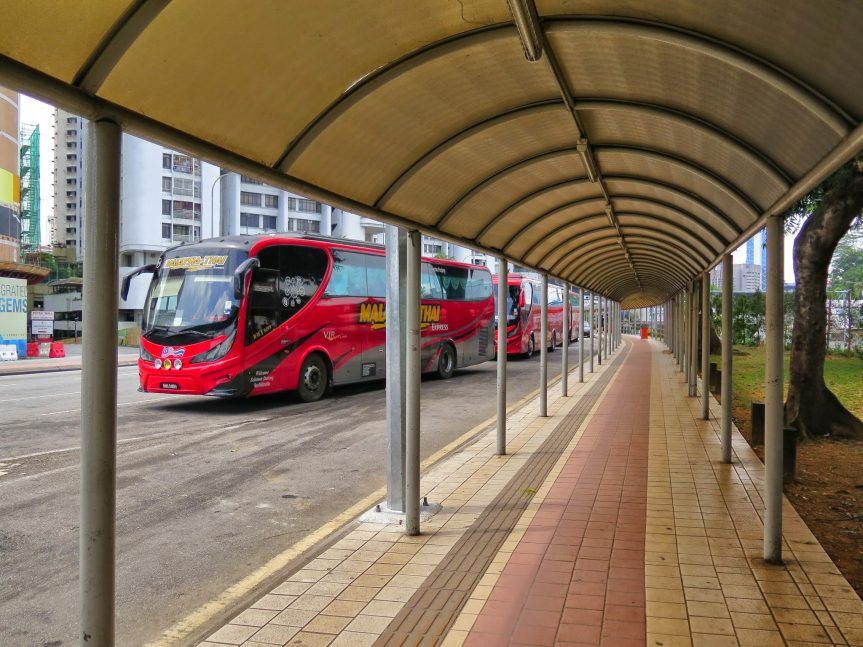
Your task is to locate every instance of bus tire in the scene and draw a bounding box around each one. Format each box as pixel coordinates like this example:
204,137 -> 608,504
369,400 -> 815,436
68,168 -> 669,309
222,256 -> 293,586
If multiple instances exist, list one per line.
297,353 -> 328,403
548,331 -> 557,352
437,344 -> 456,379
523,335 -> 535,359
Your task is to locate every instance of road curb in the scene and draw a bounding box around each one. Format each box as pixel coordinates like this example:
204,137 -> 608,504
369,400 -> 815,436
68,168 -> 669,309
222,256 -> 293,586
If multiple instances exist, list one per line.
0,359 -> 139,376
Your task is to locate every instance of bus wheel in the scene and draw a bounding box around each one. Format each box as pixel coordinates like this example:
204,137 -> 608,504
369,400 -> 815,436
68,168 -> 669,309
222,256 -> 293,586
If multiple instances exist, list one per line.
437,344 -> 456,379
523,335 -> 535,359
548,331 -> 557,352
297,353 -> 328,402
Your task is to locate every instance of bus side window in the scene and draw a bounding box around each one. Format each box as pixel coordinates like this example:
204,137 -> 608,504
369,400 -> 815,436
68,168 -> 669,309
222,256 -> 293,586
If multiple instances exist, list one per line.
466,268 -> 492,300
532,281 -> 541,306
422,263 -> 444,299
439,265 -> 468,300
365,254 -> 386,298
277,245 -> 328,320
325,250 -> 368,297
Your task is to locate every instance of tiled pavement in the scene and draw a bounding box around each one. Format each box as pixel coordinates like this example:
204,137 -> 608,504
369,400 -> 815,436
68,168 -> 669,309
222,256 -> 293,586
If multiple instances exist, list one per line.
199,339 -> 863,647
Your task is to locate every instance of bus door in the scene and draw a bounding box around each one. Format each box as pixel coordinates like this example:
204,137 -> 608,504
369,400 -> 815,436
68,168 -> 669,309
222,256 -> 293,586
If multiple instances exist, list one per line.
421,262 -> 446,367
360,253 -> 387,379
324,249 -> 372,384
245,244 -> 328,392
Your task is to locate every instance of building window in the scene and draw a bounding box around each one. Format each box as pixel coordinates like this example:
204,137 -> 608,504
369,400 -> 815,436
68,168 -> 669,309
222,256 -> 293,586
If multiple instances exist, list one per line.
161,223 -> 171,239
296,198 -> 320,213
173,200 -> 194,219
294,218 -> 320,233
162,199 -> 172,216
161,176 -> 172,193
240,191 -> 262,207
241,175 -> 263,185
66,166 -> 76,173
162,153 -> 171,169
194,181 -> 201,199
172,154 -> 192,174
240,212 -> 261,228
66,154 -> 77,161
263,215 -> 277,230
66,141 -> 76,149
173,177 -> 193,196
423,243 -> 442,255
264,194 -> 279,208
66,178 -> 75,185
66,116 -> 76,124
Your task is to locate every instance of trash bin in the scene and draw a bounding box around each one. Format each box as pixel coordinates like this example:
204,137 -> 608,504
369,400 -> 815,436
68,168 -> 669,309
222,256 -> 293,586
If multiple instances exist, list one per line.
640,326 -> 648,339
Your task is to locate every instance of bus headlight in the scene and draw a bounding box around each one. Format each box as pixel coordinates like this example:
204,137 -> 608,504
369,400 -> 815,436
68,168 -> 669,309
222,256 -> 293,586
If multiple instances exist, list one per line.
190,332 -> 235,364
140,346 -> 155,362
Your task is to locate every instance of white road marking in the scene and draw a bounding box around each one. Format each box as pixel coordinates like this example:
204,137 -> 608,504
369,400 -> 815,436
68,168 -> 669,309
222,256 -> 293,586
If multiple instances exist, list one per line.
37,396 -> 177,416
0,390 -> 80,403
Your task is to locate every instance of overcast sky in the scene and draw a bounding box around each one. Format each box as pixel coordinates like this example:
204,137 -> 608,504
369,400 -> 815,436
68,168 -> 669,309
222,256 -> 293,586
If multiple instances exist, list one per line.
19,93 -> 797,281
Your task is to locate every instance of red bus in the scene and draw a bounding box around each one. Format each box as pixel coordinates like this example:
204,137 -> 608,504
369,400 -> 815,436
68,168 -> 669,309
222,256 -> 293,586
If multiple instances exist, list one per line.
492,273 -> 581,357
128,235 -> 495,402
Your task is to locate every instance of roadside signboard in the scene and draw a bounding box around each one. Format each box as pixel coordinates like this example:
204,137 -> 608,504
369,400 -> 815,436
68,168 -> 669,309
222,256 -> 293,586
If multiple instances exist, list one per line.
31,310 -> 54,337
0,277 -> 27,342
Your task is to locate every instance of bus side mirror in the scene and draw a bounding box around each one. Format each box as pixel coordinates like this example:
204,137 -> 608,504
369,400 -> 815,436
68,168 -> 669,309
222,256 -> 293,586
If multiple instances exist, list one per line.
121,264 -> 157,301
233,257 -> 260,299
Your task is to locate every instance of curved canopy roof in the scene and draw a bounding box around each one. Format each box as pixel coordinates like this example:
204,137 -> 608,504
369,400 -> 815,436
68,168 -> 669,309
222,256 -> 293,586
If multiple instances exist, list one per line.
2,0 -> 863,307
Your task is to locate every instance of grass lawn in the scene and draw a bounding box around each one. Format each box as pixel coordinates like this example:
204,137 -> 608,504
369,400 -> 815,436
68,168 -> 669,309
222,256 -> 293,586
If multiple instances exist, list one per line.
709,345 -> 863,422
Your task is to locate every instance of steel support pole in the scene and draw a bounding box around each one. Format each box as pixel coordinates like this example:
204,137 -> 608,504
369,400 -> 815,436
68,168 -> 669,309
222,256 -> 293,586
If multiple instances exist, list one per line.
496,259 -> 508,455
597,296 -> 603,366
764,215 -> 784,563
689,282 -> 698,396
605,299 -> 614,359
405,230 -> 421,536
562,284 -> 570,397
683,289 -> 690,381
539,274 -> 548,417
589,293 -> 594,372
721,254 -> 733,464
702,273 -> 711,420
578,287 -> 584,382
80,119 -> 121,647
385,225 -> 407,512
680,293 -> 686,369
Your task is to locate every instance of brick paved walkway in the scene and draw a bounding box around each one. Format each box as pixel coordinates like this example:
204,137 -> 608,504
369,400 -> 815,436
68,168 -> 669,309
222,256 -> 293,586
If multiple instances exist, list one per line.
197,339 -> 863,647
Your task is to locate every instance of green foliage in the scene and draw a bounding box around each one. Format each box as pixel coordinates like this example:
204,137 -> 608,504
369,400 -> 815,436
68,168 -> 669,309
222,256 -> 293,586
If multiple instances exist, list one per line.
829,231 -> 863,298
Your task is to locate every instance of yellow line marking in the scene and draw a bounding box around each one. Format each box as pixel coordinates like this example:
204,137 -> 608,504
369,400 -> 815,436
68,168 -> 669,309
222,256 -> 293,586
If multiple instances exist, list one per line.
146,373 -> 571,646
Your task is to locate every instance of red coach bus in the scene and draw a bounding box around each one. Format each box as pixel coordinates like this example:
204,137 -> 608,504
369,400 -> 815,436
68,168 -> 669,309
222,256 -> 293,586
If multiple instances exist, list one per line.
492,273 -> 580,357
126,235 -> 495,402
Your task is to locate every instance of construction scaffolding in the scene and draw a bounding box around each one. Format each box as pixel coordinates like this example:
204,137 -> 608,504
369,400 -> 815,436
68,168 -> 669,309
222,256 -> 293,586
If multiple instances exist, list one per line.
18,123 -> 40,253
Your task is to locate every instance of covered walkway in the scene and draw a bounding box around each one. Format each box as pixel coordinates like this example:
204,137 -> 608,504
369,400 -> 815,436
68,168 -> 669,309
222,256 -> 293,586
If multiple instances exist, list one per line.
198,338 -> 863,647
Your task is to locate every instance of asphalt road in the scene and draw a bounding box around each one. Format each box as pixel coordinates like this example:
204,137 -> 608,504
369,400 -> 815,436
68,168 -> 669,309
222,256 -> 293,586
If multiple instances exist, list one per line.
0,344 -> 590,646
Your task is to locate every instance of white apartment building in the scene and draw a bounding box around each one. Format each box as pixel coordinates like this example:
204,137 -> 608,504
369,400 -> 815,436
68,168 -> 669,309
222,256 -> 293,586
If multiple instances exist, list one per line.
52,109 -> 220,329
48,126 -> 500,336
219,172 -> 499,272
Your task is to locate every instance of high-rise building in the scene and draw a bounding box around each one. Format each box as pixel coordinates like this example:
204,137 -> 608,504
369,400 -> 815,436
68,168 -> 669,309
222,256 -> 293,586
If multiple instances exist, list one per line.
218,172 -> 499,272
0,86 -> 21,264
733,263 -> 762,293
51,109 -> 220,329
53,109 -> 221,266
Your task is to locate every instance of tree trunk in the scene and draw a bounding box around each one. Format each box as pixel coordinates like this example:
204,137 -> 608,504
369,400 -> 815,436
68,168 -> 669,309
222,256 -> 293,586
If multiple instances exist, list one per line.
785,161 -> 863,439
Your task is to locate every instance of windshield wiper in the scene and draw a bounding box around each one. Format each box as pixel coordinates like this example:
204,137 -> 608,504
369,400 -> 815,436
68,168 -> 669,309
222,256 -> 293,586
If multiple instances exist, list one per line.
167,327 -> 213,339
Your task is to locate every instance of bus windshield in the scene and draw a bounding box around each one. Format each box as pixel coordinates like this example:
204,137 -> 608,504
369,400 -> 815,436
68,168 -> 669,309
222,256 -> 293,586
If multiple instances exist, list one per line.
143,248 -> 248,345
